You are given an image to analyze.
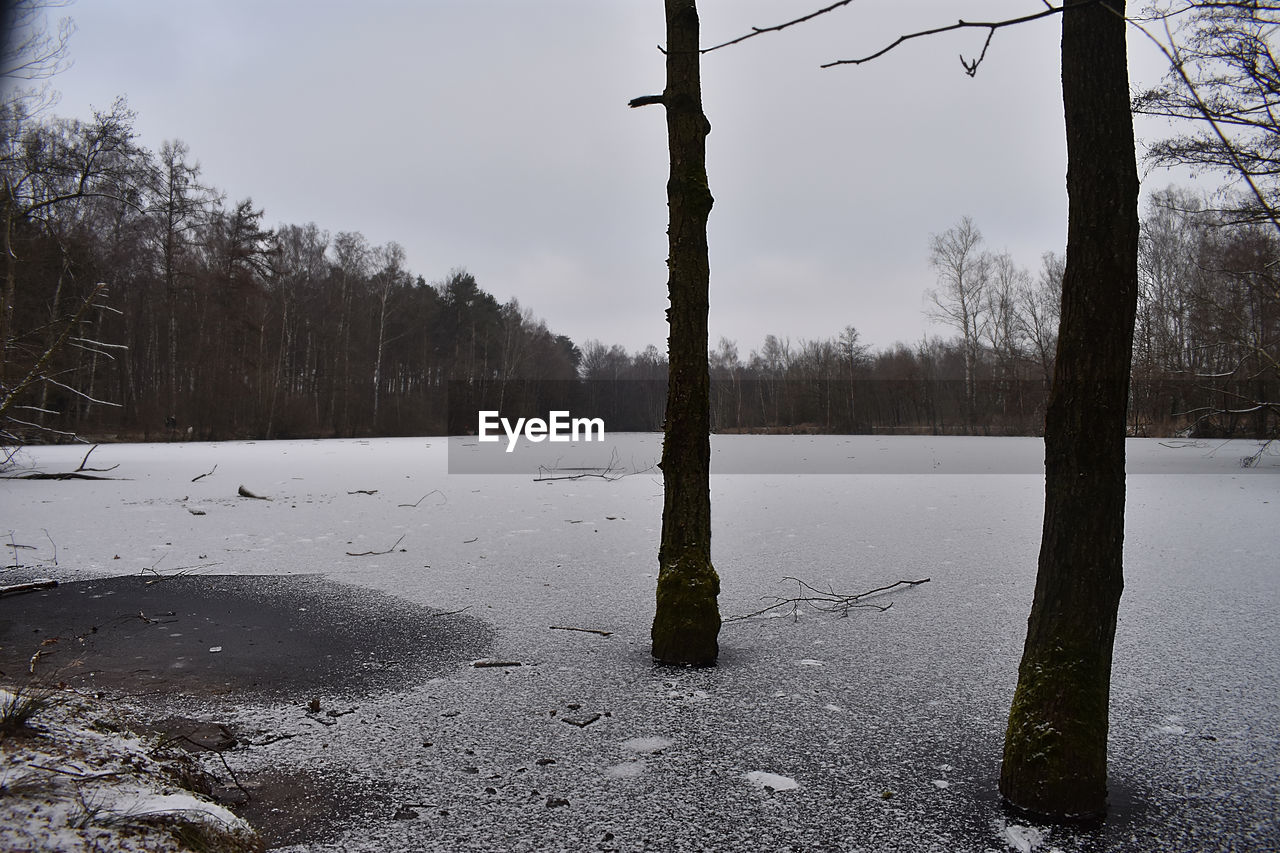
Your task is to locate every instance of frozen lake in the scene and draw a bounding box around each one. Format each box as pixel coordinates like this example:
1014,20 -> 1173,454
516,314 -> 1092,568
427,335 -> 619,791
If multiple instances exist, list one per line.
3,435 -> 1277,851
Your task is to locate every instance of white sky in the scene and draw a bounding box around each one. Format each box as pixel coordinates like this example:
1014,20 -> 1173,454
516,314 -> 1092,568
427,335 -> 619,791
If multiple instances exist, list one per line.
33,0 -> 1190,355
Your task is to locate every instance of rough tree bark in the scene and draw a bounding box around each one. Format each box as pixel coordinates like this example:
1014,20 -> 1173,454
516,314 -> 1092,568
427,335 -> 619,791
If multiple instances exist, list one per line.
650,0 -> 721,666
1000,0 -> 1140,819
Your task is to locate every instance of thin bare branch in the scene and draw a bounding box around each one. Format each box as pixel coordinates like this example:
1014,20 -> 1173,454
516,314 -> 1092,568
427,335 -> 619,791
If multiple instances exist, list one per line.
725,576 -> 931,622
75,444 -> 116,473
821,5 -> 1068,73
550,625 -> 614,637
1126,14 -> 1280,234
345,533 -> 405,557
702,0 -> 857,54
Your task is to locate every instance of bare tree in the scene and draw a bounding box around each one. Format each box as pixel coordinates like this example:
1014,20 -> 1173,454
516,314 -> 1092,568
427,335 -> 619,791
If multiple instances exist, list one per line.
150,139 -> 218,419
927,216 -> 991,421
370,241 -> 407,426
1133,1 -> 1280,227
1,96 -> 137,447
1001,0 -> 1141,818
1,0 -> 74,115
984,251 -> 1031,382
1133,4 -> 1280,438
1018,250 -> 1064,387
701,0 -> 1144,818
632,0 -> 720,666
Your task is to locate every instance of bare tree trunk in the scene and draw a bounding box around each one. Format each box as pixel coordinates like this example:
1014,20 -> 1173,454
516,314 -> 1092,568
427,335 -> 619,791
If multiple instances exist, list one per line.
651,0 -> 720,666
373,285 -> 389,427
1,211 -> 12,389
1000,0 -> 1139,819
36,261 -> 69,424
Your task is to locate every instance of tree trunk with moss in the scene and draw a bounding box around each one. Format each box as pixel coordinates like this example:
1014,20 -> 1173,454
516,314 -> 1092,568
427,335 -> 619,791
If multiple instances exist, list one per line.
651,0 -> 720,666
1000,0 -> 1139,819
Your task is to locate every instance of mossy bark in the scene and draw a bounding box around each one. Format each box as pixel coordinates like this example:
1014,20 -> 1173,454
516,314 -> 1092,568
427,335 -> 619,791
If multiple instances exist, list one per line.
1000,0 -> 1139,819
651,0 -> 720,666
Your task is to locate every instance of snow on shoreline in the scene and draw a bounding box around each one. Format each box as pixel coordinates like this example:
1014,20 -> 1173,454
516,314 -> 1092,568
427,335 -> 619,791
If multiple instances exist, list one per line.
3,436 -> 1277,851
0,687 -> 261,852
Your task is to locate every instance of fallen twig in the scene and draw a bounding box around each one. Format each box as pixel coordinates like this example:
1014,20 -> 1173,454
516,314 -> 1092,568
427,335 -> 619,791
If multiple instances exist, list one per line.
472,659 -> 522,668
534,448 -> 652,482
135,610 -> 178,625
141,562 -> 222,585
75,445 -> 118,473
725,576 -> 931,622
5,531 -> 57,571
550,625 -> 613,637
160,734 -> 251,802
346,534 -> 405,557
348,489 -> 378,495
1,445 -> 121,479
191,464 -> 217,482
28,763 -> 126,781
7,471 -> 116,480
0,579 -> 58,597
399,489 -> 446,508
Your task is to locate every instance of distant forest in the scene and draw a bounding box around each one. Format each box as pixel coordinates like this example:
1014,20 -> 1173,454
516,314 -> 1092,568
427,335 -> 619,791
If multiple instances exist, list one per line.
3,101 -> 1277,443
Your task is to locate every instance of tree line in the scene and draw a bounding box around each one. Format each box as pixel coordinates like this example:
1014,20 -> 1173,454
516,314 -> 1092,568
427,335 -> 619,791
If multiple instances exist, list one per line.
1,98 -> 585,443
562,193 -> 1275,439
2,95 -> 1274,443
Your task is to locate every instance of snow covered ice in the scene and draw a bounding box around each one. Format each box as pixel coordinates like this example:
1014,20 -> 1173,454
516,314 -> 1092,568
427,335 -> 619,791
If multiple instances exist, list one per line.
2,435 -> 1277,851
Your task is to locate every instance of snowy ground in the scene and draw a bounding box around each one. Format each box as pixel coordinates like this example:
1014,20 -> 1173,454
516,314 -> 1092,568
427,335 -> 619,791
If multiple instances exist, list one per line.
0,685 -> 260,852
2,435 -> 1278,852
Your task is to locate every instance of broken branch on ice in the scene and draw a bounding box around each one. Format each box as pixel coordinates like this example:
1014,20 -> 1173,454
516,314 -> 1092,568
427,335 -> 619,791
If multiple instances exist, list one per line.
0,578 -> 58,597
141,562 -> 222,584
74,445 -> 117,473
549,625 -> 613,637
237,484 -> 269,500
725,576 -> 931,622
533,448 -> 652,482
398,489 -> 446,508
191,464 -> 217,482
345,534 -> 405,557
2,445 -> 119,479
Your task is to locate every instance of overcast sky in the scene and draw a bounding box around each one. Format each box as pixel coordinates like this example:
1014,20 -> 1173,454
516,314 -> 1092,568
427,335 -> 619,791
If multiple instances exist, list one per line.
29,0 -> 1190,355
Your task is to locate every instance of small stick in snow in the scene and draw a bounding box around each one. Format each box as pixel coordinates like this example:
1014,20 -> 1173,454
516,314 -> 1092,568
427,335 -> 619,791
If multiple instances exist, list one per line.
43,529 -> 57,566
345,533 -> 406,557
237,484 -> 269,500
0,579 -> 58,597
191,464 -> 217,482
160,735 -> 251,801
142,562 -> 222,584
75,444 -> 118,473
347,489 -> 378,495
135,610 -> 177,625
549,625 -> 613,637
472,659 -> 522,668
725,576 -> 931,622
398,489 -> 446,508
28,764 -> 126,781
